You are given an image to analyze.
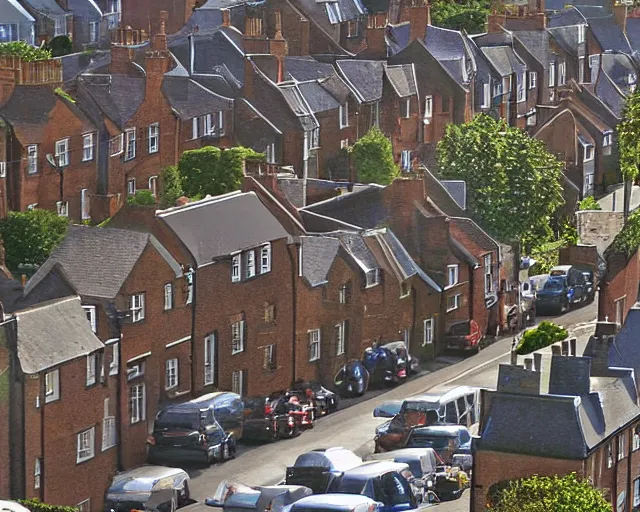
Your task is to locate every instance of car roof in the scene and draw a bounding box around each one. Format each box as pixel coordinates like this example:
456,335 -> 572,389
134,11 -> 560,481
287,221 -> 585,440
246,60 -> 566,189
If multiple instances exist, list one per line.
109,465 -> 186,493
411,425 -> 467,437
291,494 -> 379,510
550,265 -> 572,271
294,448 -> 363,472
405,385 -> 479,404
342,460 -> 408,478
367,448 -> 435,460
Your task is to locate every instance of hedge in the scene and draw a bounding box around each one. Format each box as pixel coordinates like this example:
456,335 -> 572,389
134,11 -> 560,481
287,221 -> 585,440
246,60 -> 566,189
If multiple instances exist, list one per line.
515,321 -> 568,355
18,499 -> 78,512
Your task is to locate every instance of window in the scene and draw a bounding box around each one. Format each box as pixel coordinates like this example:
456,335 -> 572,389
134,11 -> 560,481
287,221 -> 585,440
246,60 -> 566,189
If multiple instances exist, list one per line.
309,329 -> 321,361
311,126 -> 320,148
231,254 -> 241,282
635,478 -> 640,508
192,117 -> 200,139
34,459 -> 41,490
218,111 -> 225,135
81,188 -> 90,220
441,96 -> 450,113
76,427 -> 95,463
89,21 -> 99,42
130,293 -> 145,322
616,297 -> 626,326
204,333 -> 216,385
447,264 -> 459,287
231,370 -> 245,395
82,305 -> 97,333
204,114 -> 213,136
584,173 -> 594,196
261,243 -> 271,273
246,250 -> 256,278
347,20 -> 358,38
403,98 -> 411,119
423,318 -> 433,345
148,176 -> 158,197
340,139 -> 349,149
558,61 -> 566,86
579,56 -> 585,83
634,425 -> 640,451
148,123 -> 159,153
54,17 -> 66,36
423,96 -> 433,123
185,269 -> 194,305
493,82 -> 502,98
55,138 -> 69,167
366,268 -> 380,287
447,294 -> 461,312
266,143 -> 276,164
526,110 -> 537,126
77,500 -> 90,512
578,24 -> 586,44
517,73 -> 526,102
264,303 -> 276,322
130,383 -> 145,424
589,54 -> 600,83
481,83 -> 490,108
339,103 -> 349,128
529,71 -> 537,90
127,179 -> 136,196
335,322 -> 346,355
164,283 -> 173,310
45,369 -> 59,403
127,362 -> 144,381
618,433 -> 626,460
110,133 -> 123,156
584,144 -> 594,162
86,354 -> 97,386
0,24 -> 17,43
548,62 -> 556,87
607,442 -> 613,468
102,399 -> 117,451
56,201 -> 68,217
232,320 -> 245,354
400,281 -> 410,298
603,131 -> 613,148
263,344 -> 276,370
401,150 -> 411,171
339,283 -> 351,304
27,145 -> 38,174
109,343 -> 119,375
165,358 -> 178,389
484,254 -> 493,296
82,133 -> 94,161
124,128 -> 136,160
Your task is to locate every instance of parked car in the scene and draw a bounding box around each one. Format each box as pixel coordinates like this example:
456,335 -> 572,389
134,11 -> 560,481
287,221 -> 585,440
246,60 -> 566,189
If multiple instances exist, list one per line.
582,270 -> 596,303
285,448 -> 363,494
443,320 -> 482,353
293,380 -> 339,415
242,395 -> 304,442
535,276 -> 572,314
104,465 -> 190,512
373,386 -> 480,453
372,400 -> 404,419
205,481 -> 312,512
147,399 -> 236,466
281,494 -> 385,512
543,265 -> 587,310
405,425 -> 472,468
334,360 -> 370,398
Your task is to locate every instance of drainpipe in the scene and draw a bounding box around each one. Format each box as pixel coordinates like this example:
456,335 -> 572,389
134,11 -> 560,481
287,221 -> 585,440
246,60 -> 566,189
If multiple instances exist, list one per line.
39,373 -> 45,502
288,244 -> 298,387
190,267 -> 197,392
116,330 -> 124,471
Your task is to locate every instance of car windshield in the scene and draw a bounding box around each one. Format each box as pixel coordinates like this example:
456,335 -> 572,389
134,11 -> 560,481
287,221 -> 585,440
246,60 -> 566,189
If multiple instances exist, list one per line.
155,411 -> 200,430
408,436 -> 451,449
543,279 -> 565,291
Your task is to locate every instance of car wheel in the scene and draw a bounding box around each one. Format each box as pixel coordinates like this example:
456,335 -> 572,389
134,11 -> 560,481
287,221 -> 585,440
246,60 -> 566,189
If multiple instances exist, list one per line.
178,482 -> 190,508
222,442 -> 230,461
170,491 -> 178,512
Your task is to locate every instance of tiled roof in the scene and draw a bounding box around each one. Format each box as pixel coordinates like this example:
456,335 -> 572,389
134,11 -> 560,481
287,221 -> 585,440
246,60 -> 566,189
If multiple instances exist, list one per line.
450,218 -> 497,252
480,46 -> 525,77
279,83 -> 319,130
301,235 -> 341,286
162,76 -> 233,120
589,16 -> 632,54
79,73 -> 145,129
336,60 -> 384,103
286,56 -> 335,81
0,85 -> 57,125
384,64 -> 416,97
158,191 -> 290,267
16,296 -> 104,374
297,80 -> 341,113
65,0 -> 102,19
22,0 -> 66,15
515,30 -> 558,66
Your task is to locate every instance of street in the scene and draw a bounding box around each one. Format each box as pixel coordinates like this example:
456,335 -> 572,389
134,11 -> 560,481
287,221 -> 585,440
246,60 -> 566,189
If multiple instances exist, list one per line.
185,301 -> 597,512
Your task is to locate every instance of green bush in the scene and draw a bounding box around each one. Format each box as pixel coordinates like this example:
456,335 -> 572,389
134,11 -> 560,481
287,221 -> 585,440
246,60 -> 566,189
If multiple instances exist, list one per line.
18,498 -> 78,512
605,208 -> 640,259
515,321 -> 568,355
127,189 -> 156,206
44,35 -> 72,57
578,196 -> 602,211
351,127 -> 398,185
0,41 -> 51,61
159,165 -> 184,209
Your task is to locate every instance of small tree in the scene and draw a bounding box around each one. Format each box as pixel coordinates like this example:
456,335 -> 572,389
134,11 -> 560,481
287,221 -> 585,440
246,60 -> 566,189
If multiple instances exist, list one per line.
489,473 -> 611,512
44,35 -> 73,57
431,0 -> 490,33
618,87 -> 640,182
127,189 -> 156,206
159,165 -> 184,209
352,127 -> 398,185
0,209 -> 69,270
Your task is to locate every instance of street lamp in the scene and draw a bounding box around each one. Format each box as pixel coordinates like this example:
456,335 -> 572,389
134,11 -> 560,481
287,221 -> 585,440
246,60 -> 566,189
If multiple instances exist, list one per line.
45,153 -> 64,211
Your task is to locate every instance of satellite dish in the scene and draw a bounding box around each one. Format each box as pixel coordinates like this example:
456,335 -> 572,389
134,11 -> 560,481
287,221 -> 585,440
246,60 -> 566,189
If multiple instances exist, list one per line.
46,153 -> 57,168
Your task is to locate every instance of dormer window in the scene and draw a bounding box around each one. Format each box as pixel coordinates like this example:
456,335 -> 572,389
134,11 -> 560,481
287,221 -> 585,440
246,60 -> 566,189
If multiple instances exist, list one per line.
584,144 -> 594,162
603,131 -> 613,156
365,268 -> 380,288
339,103 -> 349,128
423,96 -> 433,124
578,24 -> 586,44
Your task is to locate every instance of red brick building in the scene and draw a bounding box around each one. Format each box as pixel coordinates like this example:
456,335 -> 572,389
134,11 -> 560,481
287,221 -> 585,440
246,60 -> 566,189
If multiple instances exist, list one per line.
599,249 -> 639,327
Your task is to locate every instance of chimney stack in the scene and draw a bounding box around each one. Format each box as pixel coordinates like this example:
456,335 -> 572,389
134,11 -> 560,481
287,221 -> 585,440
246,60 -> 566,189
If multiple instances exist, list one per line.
561,339 -> 569,356
221,8 -> 231,27
524,358 -> 533,371
497,363 -> 541,395
510,350 -> 518,366
586,334 -> 615,377
270,11 -> 288,83
533,352 -> 542,372
243,16 -> 269,54
409,0 -> 430,43
613,3 -> 627,34
549,355 -> 591,396
551,344 -> 561,356
569,337 -> 577,356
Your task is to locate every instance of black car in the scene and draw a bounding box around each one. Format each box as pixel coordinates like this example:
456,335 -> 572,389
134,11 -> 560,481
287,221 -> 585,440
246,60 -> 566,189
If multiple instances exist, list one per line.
147,401 -> 235,466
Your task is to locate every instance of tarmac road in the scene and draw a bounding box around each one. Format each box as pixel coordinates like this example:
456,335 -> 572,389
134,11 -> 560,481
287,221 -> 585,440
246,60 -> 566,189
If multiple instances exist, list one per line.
185,300 -> 598,511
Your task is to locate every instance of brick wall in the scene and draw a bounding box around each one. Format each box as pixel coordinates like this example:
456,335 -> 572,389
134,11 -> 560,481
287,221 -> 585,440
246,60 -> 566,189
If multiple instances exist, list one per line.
0,326 -> 11,498
599,251 -> 639,325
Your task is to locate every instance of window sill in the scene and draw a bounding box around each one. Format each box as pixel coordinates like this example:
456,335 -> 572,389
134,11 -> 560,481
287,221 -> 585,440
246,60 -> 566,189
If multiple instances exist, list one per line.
76,456 -> 95,465
82,158 -> 94,163
444,282 -> 460,291
309,358 -> 320,362
101,444 -> 117,453
165,385 -> 179,391
446,307 -> 459,313
85,381 -> 97,389
231,350 -> 245,356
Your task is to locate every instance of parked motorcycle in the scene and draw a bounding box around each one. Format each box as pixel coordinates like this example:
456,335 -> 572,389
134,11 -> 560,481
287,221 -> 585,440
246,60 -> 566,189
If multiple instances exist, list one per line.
363,341 -> 415,387
334,360 -> 370,398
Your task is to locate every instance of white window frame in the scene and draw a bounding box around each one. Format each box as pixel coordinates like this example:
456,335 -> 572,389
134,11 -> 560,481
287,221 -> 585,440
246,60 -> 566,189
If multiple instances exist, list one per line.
607,442 -> 613,468
311,126 -> 320,148
526,110 -> 537,126
481,83 -> 490,108
82,305 -> 97,333
266,143 -> 276,164
56,201 -> 68,217
109,343 -> 119,376
309,329 -> 321,361
447,294 -> 461,312
579,56 -> 585,83
339,284 -> 348,304
148,176 -> 158,197
423,318 -> 433,345
127,178 -> 136,196
27,144 -> 38,174
264,344 -> 276,370
76,427 -> 95,463
232,320 -> 245,354
558,61 -> 566,86
102,398 -> 116,451
401,150 -> 411,171
603,131 -> 613,147
260,243 -> 271,273
82,133 -> 94,162
365,268 -> 380,288
423,95 -> 433,123
80,188 -> 90,220
335,322 -> 345,355
204,333 -> 216,385
164,283 -> 173,310
549,62 -> 556,88
634,426 -> 640,451
529,71 -> 537,90
517,73 -> 526,103
148,123 -> 159,154
584,143 -> 594,162
89,21 -> 99,42
635,478 -> 640,508
55,138 -> 69,167
339,103 -> 349,128
54,16 -> 66,36
619,433 -> 626,460
165,358 -> 178,390
231,370 -> 244,395
231,254 -> 241,282
192,117 -> 200,139
340,139 -> 349,149
45,369 -> 59,403
578,24 -> 586,44
204,114 -> 213,136
130,293 -> 145,323
589,54 -> 600,83
86,353 -> 97,386
124,128 -> 136,161
110,133 -> 124,156
218,111 -> 225,135
484,254 -> 493,296
185,269 -> 194,305
447,264 -> 459,287
130,383 -> 145,424
34,459 -> 41,489
246,250 -> 256,278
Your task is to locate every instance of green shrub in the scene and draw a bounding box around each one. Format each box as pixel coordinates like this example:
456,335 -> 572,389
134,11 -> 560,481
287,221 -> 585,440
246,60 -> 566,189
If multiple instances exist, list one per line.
515,321 -> 568,355
127,189 -> 156,206
0,41 -> 51,61
44,35 -> 72,57
605,208 -> 640,259
578,196 -> 601,211
18,498 -> 78,512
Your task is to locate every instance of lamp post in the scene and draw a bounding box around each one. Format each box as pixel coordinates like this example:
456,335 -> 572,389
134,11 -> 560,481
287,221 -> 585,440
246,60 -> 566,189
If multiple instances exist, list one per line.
45,153 -> 64,211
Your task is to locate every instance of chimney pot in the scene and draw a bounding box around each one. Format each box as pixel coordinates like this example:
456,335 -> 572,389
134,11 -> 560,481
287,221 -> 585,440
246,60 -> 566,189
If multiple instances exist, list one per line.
221,8 -> 230,27
524,358 -> 533,371
561,339 -> 569,356
510,350 -> 518,366
533,352 -> 542,372
551,344 -> 561,356
569,337 -> 577,356
21,274 -> 26,287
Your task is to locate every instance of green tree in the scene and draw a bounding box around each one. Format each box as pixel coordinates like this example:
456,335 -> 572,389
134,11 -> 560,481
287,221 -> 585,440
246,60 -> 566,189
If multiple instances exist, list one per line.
159,165 -> 184,209
618,87 -> 640,182
127,189 -> 156,206
431,0 -> 490,33
352,127 -> 398,185
44,35 -> 73,57
578,196 -> 602,211
437,114 -> 564,245
488,473 -> 611,512
605,207 -> 640,259
0,209 -> 69,270
0,41 -> 51,61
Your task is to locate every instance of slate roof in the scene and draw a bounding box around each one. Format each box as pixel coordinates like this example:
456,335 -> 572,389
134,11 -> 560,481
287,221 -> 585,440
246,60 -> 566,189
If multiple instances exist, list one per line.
297,80 -> 341,113
65,0 -> 102,19
440,181 -> 466,210
158,191 -> 290,267
0,85 -> 57,125
588,16 -> 632,54
384,64 -> 417,97
330,231 -> 379,271
611,308 -> 640,381
59,51 -> 110,82
626,18 -> 640,54
548,7 -> 587,27
595,54 -> 634,117
386,22 -> 410,56
6,0 -> 35,20
300,209 -> 362,233
422,167 -> 465,217
16,296 -> 104,374
300,235 -> 341,287
278,177 -> 306,208
279,83 -> 320,130
548,26 -> 581,58
480,46 -> 525,77
162,76 -> 233,120
336,60 -> 384,103
286,57 -> 335,81
24,226 -> 182,300
22,0 -> 66,16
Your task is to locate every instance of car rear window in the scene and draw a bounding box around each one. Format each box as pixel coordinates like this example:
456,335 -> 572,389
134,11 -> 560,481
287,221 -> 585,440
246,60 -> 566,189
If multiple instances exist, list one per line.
408,435 -> 450,450
155,411 -> 200,430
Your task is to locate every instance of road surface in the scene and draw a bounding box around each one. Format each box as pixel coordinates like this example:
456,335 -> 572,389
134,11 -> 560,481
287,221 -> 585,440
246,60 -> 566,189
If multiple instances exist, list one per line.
186,301 -> 597,512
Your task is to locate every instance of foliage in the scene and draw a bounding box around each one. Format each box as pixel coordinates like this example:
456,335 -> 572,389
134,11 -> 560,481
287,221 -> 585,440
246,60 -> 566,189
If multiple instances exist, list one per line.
18,498 -> 79,512
431,0 -> 490,34
54,87 -> 75,104
351,127 -> 398,185
578,196 -> 602,211
178,146 -> 263,199
515,321 -> 568,355
605,208 -> 640,259
0,41 -> 51,61
44,35 -> 72,57
159,165 -> 184,209
618,87 -> 640,182
488,473 -> 611,512
438,114 -> 564,244
127,189 -> 156,206
0,209 -> 69,270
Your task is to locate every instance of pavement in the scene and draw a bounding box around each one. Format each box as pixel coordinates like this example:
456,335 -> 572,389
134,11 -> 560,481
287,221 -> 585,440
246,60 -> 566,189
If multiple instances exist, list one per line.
184,301 -> 598,512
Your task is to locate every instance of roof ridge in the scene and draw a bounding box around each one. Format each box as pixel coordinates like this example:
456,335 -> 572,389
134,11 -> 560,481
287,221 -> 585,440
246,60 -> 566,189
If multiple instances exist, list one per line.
16,295 -> 79,316
158,190 -> 246,216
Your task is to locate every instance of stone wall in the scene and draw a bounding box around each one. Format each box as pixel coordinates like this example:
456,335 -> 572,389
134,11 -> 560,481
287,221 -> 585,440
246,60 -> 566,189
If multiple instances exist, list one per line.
576,210 -> 624,256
